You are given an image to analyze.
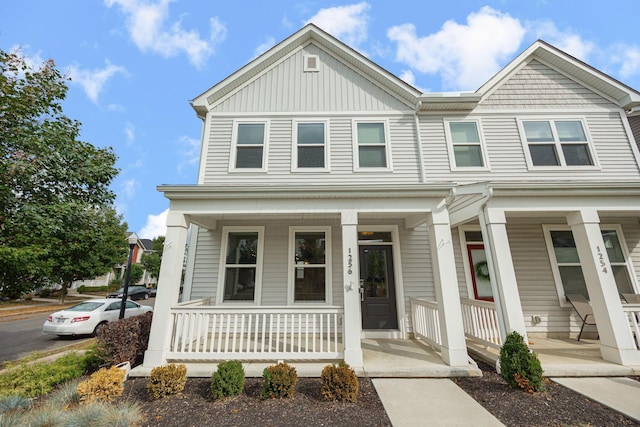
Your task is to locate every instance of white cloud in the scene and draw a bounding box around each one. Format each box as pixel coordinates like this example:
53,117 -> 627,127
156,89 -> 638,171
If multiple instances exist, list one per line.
528,20 -> 595,61
387,6 -> 525,90
177,135 -> 200,174
608,44 -> 640,80
125,122 -> 135,143
67,61 -> 127,103
305,2 -> 370,47
140,209 -> 168,239
254,36 -> 276,59
105,0 -> 226,68
121,178 -> 140,198
399,69 -> 415,86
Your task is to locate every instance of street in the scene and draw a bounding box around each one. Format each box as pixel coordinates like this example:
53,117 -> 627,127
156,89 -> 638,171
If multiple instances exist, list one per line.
0,298 -> 155,364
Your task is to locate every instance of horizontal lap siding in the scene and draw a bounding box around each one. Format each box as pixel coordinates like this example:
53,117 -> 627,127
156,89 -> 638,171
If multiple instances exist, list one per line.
601,217 -> 640,288
629,116 -> 640,151
451,228 -> 471,298
190,227 -> 220,300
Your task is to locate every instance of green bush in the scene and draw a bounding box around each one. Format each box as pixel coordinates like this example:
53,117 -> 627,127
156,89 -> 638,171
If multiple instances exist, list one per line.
211,360 -> 245,400
76,366 -> 126,404
0,352 -> 95,398
499,331 -> 546,392
97,311 -> 152,367
320,362 -> 358,402
78,285 -> 110,293
261,362 -> 297,399
147,364 -> 188,399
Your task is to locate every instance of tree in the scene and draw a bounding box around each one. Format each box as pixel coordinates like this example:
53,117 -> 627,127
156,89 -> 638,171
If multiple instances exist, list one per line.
0,49 -> 122,299
129,263 -> 144,285
141,236 -> 165,282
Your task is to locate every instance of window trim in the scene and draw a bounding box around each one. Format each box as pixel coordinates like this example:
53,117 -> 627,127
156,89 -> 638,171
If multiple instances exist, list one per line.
228,120 -> 269,172
352,119 -> 393,172
542,224 -> 637,307
444,118 -> 490,171
291,120 -> 330,172
287,226 -> 332,305
217,226 -> 265,305
517,118 -> 600,170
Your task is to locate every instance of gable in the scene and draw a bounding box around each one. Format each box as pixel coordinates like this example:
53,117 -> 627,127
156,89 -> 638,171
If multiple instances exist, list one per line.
481,60 -> 617,109
210,42 -> 411,113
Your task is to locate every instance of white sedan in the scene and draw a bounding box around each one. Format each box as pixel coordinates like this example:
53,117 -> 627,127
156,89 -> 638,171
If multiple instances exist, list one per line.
43,298 -> 152,337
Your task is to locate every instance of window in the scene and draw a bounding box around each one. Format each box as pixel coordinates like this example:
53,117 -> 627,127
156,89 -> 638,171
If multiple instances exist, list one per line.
293,122 -> 327,170
219,228 -> 264,302
544,226 -> 635,304
289,227 -> 331,303
231,122 -> 266,170
446,120 -> 488,169
520,120 -> 595,167
354,121 -> 390,169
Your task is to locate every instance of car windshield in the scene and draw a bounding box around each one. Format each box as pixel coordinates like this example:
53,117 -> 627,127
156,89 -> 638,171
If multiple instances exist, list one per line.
66,302 -> 104,312
115,287 -> 140,292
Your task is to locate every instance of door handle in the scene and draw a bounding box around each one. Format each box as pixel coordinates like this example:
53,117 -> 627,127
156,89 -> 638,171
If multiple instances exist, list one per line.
359,279 -> 364,301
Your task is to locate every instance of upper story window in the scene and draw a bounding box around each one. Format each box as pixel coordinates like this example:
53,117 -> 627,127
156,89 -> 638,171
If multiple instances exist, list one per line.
218,227 -> 264,303
520,119 -> 596,168
445,120 -> 489,170
288,227 -> 331,304
353,121 -> 391,170
230,122 -> 267,171
293,122 -> 328,171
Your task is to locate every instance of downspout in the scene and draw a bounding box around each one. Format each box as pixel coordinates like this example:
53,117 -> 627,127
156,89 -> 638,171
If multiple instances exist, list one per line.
414,100 -> 426,183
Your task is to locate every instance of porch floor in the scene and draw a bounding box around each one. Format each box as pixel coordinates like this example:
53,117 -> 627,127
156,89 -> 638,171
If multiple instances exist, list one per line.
467,336 -> 640,377
131,338 -> 482,378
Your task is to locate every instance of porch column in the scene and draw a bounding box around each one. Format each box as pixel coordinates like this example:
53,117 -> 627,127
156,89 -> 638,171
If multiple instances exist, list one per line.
480,207 -> 527,341
427,209 -> 469,367
341,210 -> 364,369
143,212 -> 189,368
567,210 -> 640,365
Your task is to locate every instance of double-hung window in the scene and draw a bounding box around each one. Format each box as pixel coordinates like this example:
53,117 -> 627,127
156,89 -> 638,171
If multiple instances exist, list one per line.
231,122 -> 267,170
293,122 -> 327,170
289,227 -> 331,303
544,225 -> 635,304
520,119 -> 595,168
354,121 -> 390,169
445,120 -> 488,169
219,227 -> 264,302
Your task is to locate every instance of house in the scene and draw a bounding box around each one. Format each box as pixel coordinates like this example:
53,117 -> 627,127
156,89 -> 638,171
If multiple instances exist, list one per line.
142,24 -> 640,375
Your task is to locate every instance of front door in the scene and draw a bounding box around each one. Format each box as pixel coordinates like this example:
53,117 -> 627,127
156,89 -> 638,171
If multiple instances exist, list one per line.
467,244 -> 493,301
359,245 -> 398,329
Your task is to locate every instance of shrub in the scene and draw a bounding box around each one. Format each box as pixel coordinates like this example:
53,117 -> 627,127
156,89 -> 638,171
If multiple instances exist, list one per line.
211,360 -> 245,400
96,311 -> 152,367
261,362 -> 298,399
78,285 -> 110,293
147,364 -> 187,399
499,331 -> 546,393
76,366 -> 126,404
320,362 -> 358,402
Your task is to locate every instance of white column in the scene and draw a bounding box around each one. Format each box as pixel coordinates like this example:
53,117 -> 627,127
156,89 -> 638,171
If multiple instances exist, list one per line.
427,209 -> 469,367
480,207 -> 527,341
567,210 -> 640,365
143,212 -> 189,368
341,210 -> 363,369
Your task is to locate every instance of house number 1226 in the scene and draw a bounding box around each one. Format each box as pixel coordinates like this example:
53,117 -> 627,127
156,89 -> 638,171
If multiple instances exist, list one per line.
347,248 -> 353,275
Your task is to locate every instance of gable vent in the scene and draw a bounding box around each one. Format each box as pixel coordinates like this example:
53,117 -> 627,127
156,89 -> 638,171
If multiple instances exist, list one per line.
304,55 -> 319,72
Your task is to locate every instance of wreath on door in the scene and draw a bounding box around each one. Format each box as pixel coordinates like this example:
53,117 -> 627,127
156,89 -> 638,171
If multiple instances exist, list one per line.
474,260 -> 490,281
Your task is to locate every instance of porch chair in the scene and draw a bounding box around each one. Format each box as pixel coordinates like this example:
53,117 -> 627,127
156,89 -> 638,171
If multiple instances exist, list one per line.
565,294 -> 598,341
622,293 -> 640,303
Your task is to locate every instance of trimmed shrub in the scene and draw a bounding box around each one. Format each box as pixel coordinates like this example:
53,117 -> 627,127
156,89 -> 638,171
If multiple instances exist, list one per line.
147,364 -> 187,399
78,285 -> 110,293
76,366 -> 126,403
261,362 -> 298,399
499,331 -> 546,393
320,362 -> 358,402
211,360 -> 245,400
96,311 -> 152,367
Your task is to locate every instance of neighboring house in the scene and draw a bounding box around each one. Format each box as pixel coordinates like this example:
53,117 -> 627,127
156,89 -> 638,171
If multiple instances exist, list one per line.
143,24 -> 640,372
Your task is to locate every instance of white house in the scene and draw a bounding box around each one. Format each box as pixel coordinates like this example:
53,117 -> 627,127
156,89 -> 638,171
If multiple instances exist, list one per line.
143,24 -> 640,374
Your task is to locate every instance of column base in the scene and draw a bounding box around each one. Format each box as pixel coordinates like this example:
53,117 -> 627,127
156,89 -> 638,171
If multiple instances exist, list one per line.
600,344 -> 640,366
344,348 -> 364,370
440,346 -> 469,368
142,349 -> 167,368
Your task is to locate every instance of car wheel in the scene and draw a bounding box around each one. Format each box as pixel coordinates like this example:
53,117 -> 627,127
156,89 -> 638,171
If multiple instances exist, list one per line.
92,322 -> 107,337
144,292 -> 149,300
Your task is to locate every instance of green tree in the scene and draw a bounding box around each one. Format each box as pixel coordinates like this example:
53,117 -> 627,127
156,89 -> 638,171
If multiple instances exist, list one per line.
129,263 -> 144,285
141,236 -> 165,281
0,49 -> 122,299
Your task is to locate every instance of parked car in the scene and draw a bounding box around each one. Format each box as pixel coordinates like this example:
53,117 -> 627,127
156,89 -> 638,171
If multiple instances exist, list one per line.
43,298 -> 152,337
107,285 -> 150,300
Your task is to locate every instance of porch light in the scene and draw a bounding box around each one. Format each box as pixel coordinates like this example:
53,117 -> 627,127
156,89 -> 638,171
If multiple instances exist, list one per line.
119,232 -> 139,319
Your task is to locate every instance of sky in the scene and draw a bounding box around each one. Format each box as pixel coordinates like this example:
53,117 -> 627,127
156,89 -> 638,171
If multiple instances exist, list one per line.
2,1 -> 640,238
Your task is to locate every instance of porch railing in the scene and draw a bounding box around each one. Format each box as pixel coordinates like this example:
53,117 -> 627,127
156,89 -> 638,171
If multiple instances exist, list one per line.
167,305 -> 344,361
622,303 -> 640,350
460,298 -> 502,349
409,298 -> 441,349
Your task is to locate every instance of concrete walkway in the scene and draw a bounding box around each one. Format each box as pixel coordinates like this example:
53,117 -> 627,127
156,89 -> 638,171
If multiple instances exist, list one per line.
552,377 -> 640,423
373,378 -> 504,427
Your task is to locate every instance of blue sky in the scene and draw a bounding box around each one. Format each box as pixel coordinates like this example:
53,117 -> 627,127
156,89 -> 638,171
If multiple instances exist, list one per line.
3,1 -> 640,238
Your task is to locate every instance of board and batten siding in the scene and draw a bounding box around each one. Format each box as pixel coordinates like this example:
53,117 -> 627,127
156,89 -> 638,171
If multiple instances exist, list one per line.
211,44 -> 410,113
